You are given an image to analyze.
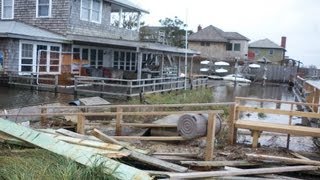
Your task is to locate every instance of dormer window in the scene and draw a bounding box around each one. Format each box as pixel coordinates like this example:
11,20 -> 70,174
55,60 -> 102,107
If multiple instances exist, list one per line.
36,0 -> 52,18
81,0 -> 102,23
1,0 -> 14,19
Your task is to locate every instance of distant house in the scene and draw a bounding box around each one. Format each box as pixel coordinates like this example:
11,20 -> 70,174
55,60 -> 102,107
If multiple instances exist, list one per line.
0,0 -> 197,79
248,38 -> 286,64
188,25 -> 250,62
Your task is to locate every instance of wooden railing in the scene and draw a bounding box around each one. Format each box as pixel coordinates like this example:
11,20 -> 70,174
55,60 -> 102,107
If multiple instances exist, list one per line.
74,76 -> 208,97
230,97 -> 320,148
8,74 -> 59,92
294,76 -> 320,112
1,102 -> 231,160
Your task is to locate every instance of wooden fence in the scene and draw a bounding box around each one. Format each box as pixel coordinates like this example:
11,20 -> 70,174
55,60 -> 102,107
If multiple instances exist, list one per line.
229,97 -> 320,148
294,76 -> 320,112
74,75 -> 208,97
1,102 -> 232,160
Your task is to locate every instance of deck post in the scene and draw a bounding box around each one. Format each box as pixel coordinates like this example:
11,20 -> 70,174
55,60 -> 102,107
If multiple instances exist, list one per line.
313,89 -> 320,113
251,130 -> 261,148
229,100 -> 239,145
77,113 -> 85,134
40,106 -> 47,126
205,112 -> 216,161
286,104 -> 294,149
54,75 -> 58,94
115,107 -> 123,136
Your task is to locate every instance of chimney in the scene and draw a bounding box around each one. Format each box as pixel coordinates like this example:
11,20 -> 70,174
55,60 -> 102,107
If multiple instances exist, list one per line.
197,25 -> 202,32
281,36 -> 287,49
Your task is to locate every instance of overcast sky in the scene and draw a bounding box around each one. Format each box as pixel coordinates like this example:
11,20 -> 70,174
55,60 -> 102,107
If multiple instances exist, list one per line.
136,0 -> 320,68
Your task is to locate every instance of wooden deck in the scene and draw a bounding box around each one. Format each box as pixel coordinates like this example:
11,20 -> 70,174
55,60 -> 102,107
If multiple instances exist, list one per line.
230,97 -> 320,148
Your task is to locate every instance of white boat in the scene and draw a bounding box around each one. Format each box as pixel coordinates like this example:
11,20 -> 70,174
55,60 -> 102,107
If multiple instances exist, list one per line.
214,61 -> 230,66
215,68 -> 228,73
200,60 -> 210,65
222,74 -> 251,83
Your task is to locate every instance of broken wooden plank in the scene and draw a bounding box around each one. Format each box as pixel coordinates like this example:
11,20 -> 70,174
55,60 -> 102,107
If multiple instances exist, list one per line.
0,118 -> 151,180
111,136 -> 185,141
167,165 -> 319,179
44,134 -> 123,151
56,128 -> 100,141
180,160 -> 257,167
152,155 -> 196,161
290,152 -> 311,160
246,153 -> 320,166
92,128 -> 188,172
152,152 -> 198,158
121,123 -> 177,128
124,150 -> 189,173
0,132 -> 34,147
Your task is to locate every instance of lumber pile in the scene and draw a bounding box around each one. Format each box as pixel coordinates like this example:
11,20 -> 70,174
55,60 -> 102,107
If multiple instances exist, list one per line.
0,118 -> 320,179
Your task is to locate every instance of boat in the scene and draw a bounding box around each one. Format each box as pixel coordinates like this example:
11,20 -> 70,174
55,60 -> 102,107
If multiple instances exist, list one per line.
222,74 -> 251,83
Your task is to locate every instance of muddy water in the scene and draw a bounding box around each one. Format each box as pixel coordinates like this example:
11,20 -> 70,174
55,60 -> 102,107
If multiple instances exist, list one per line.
0,86 -> 75,109
209,81 -> 318,152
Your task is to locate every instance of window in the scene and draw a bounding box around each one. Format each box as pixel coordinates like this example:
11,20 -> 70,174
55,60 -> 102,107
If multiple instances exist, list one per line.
226,43 -> 232,51
234,43 -> 241,51
81,0 -> 102,23
200,42 -> 205,46
19,41 -> 61,75
1,0 -> 14,19
269,49 -> 274,55
37,0 -> 51,17
113,50 -> 136,71
206,42 -> 210,46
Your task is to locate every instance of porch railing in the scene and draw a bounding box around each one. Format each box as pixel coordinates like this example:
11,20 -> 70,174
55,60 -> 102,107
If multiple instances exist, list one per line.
74,76 -> 208,97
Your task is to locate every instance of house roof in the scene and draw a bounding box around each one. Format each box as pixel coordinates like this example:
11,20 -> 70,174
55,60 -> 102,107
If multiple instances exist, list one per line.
249,38 -> 284,49
0,21 -> 68,43
188,25 -> 249,42
107,0 -> 149,13
67,34 -> 199,55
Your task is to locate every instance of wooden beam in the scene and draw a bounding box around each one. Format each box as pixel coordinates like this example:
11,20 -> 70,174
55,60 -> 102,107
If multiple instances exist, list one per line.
246,153 -> 320,166
167,165 -> 319,179
237,106 -> 320,119
180,160 -> 256,167
111,136 -> 185,141
76,113 -> 85,134
115,107 -> 123,136
235,97 -> 320,107
152,155 -> 195,161
251,130 -> 261,148
235,120 -> 320,137
205,112 -> 216,160
121,123 -> 177,128
152,152 -> 198,158
56,128 -> 100,141
0,118 -> 151,180
229,104 -> 237,145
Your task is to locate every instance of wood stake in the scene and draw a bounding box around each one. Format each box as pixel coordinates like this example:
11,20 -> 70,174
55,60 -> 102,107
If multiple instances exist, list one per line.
115,107 -> 123,136
77,113 -> 85,134
205,112 -> 216,160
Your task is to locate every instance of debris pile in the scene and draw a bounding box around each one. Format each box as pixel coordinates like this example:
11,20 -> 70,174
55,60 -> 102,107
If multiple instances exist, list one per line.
1,118 -> 320,179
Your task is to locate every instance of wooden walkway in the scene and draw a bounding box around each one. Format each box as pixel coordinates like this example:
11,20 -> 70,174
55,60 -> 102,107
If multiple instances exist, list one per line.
230,97 -> 320,148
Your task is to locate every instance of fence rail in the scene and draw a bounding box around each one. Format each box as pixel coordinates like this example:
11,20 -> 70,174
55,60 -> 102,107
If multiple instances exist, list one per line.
74,75 -> 208,97
294,76 -> 320,112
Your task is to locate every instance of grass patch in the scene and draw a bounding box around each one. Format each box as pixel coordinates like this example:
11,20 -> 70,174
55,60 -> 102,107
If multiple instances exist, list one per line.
258,112 -> 267,119
0,147 -> 115,180
129,88 -> 213,105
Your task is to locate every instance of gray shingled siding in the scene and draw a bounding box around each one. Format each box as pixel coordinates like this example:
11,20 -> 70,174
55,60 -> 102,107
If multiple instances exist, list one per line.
0,39 -> 19,73
68,0 -> 139,41
11,0 -> 70,35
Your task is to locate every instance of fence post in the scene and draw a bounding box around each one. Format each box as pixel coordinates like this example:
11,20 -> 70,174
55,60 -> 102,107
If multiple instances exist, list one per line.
54,75 -> 58,94
286,103 -> 294,149
74,76 -> 78,96
77,113 -> 85,134
40,106 -> 47,126
115,107 -> 123,136
314,89 -> 320,113
229,100 -> 239,145
205,112 -> 216,161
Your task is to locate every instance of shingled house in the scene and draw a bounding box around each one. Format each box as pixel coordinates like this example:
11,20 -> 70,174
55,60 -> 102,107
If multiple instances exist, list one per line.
188,25 -> 249,62
0,0 -> 197,79
248,38 -> 286,64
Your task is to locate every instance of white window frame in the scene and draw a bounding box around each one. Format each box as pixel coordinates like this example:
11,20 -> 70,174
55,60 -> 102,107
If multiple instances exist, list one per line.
113,49 -> 137,71
1,0 -> 14,19
72,45 -> 104,70
19,40 -> 62,75
36,0 -> 52,18
80,0 -> 103,24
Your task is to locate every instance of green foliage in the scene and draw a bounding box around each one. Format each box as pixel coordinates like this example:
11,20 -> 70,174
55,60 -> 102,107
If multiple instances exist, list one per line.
129,88 -> 213,105
159,16 -> 193,48
112,12 -> 145,30
258,112 -> 267,119
0,149 -> 115,180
